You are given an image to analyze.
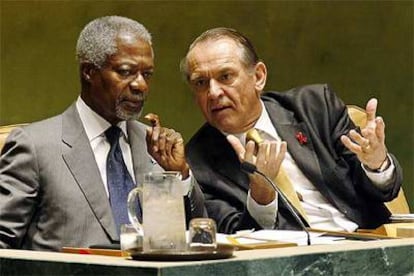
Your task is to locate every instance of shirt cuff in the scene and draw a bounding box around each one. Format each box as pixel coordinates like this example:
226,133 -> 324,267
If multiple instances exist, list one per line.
362,154 -> 395,190
246,190 -> 278,229
180,170 -> 194,196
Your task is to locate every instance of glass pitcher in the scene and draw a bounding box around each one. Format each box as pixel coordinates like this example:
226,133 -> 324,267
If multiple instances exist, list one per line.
127,171 -> 187,252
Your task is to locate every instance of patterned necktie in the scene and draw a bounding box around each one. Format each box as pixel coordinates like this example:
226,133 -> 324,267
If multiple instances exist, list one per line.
246,128 -> 309,224
105,126 -> 142,235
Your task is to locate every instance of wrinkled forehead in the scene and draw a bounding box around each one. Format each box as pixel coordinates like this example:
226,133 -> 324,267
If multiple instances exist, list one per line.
116,32 -> 154,57
186,38 -> 244,71
189,37 -> 242,56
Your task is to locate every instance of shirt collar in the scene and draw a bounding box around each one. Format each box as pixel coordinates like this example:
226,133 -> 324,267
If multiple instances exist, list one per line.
253,101 -> 277,140
76,96 -> 128,142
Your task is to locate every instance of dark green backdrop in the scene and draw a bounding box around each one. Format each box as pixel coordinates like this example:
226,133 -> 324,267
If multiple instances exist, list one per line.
1,1 -> 413,209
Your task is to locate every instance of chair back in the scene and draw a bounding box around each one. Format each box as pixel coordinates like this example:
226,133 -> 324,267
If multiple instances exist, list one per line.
347,105 -> 410,214
0,124 -> 28,152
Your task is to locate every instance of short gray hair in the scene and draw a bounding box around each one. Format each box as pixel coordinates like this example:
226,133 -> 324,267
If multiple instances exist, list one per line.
76,16 -> 152,68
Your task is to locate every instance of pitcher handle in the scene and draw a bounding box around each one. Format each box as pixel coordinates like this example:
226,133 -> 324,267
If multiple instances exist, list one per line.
127,187 -> 144,236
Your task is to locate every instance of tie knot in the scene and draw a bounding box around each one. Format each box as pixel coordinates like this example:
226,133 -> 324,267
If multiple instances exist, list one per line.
246,128 -> 264,145
105,126 -> 122,146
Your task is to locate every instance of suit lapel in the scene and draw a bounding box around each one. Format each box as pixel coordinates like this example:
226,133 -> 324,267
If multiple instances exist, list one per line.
206,127 -> 250,191
264,101 -> 326,192
61,104 -> 118,241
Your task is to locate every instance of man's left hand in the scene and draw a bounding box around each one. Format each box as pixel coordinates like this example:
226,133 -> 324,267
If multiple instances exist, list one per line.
145,113 -> 189,178
340,98 -> 388,170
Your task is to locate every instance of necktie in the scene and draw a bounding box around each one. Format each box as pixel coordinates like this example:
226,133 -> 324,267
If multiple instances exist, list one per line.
246,129 -> 309,223
105,126 -> 142,234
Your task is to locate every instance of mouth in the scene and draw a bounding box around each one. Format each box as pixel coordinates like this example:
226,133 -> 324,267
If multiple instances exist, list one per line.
211,105 -> 231,113
120,99 -> 144,112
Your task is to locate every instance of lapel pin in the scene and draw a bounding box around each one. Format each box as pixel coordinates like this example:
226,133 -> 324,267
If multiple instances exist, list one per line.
295,131 -> 308,145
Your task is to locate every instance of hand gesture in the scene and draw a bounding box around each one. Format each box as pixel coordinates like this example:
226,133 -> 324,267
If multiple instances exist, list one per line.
145,113 -> 189,178
340,98 -> 388,170
227,135 -> 287,204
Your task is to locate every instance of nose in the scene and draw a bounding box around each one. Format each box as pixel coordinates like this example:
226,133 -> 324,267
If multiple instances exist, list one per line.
208,79 -> 223,99
130,73 -> 149,94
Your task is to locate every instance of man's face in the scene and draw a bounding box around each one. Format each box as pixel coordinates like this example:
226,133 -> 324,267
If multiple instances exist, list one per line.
186,38 -> 265,134
85,33 -> 154,125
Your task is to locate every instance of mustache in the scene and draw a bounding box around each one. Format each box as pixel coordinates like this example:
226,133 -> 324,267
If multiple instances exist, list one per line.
120,92 -> 147,102
211,98 -> 231,108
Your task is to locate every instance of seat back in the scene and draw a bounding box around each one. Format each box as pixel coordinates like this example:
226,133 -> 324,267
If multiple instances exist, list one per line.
347,105 -> 410,214
0,124 -> 28,152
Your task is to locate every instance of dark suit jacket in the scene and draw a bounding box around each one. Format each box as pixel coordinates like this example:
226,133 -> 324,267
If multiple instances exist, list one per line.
0,103 -> 206,250
186,84 -> 403,234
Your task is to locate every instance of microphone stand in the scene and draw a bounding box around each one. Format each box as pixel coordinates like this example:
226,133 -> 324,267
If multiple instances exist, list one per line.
241,162 -> 311,245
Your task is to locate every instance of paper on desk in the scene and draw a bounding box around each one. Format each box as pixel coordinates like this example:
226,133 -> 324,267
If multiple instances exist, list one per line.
217,233 -> 269,245
250,230 -> 346,245
218,230 -> 345,246
216,233 -> 297,249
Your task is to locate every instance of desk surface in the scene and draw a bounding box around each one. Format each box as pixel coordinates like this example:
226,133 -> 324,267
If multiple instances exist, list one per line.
1,238 -> 414,275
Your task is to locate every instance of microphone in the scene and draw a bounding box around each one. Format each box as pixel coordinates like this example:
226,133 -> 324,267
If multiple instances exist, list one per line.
241,161 -> 311,245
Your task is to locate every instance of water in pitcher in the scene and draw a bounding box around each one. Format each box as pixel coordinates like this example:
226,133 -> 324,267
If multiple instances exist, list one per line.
140,172 -> 187,251
143,193 -> 186,251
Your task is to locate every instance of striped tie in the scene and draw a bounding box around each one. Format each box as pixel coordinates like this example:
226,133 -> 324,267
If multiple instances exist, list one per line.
105,126 -> 142,235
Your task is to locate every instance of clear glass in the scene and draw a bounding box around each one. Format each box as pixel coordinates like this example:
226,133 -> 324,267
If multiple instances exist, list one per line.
189,218 -> 217,250
128,171 -> 187,252
120,223 -> 142,254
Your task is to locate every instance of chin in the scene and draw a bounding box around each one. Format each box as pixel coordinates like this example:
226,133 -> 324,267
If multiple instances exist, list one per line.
212,123 -> 234,134
217,123 -> 243,134
116,107 -> 143,121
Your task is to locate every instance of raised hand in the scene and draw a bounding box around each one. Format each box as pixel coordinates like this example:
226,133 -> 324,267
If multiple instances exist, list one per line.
145,113 -> 189,178
340,98 -> 388,170
227,134 -> 287,204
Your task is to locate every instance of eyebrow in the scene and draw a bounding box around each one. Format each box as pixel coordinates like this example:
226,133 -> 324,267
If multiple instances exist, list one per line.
189,66 -> 235,81
189,74 -> 204,82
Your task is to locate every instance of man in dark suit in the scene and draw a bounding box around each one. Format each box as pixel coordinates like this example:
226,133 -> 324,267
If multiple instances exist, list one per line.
0,16 -> 206,250
181,27 -> 403,234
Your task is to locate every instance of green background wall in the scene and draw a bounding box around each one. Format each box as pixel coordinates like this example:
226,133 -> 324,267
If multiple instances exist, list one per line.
1,1 -> 413,210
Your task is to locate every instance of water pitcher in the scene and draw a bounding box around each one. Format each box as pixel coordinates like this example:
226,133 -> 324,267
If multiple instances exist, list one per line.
127,171 -> 187,252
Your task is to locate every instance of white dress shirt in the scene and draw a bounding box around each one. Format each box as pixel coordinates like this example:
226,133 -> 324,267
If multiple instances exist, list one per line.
243,101 -> 395,232
75,96 -> 192,196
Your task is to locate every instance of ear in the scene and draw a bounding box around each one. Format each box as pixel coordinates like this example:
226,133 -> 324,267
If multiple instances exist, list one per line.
81,63 -> 97,83
254,62 -> 267,92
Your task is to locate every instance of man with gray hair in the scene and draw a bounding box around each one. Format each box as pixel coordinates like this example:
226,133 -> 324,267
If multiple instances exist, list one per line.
0,16 -> 206,251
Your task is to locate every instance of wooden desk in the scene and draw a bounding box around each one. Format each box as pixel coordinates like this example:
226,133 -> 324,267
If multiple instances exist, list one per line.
1,238 -> 413,275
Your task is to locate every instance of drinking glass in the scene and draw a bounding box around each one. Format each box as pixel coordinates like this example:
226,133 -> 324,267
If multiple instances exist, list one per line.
188,218 -> 217,250
120,223 -> 142,255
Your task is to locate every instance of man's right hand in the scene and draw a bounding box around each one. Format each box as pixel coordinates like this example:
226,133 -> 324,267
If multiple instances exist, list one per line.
145,113 -> 190,179
226,135 -> 287,205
